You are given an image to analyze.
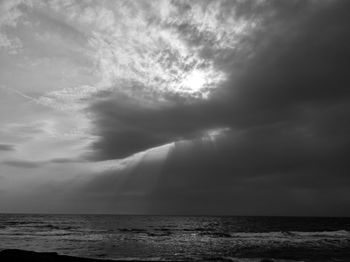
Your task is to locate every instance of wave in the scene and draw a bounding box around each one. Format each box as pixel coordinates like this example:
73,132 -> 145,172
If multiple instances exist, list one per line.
2,225 -> 349,237
115,227 -> 350,237
111,258 -> 169,261
229,230 -> 350,238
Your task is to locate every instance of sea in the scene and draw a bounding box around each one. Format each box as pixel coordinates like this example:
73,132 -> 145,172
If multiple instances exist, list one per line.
0,214 -> 350,261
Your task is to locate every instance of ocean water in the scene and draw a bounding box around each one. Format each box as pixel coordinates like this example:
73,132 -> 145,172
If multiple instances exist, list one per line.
0,214 -> 350,261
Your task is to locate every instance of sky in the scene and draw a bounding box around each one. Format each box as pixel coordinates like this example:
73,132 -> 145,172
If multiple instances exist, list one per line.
0,0 -> 350,216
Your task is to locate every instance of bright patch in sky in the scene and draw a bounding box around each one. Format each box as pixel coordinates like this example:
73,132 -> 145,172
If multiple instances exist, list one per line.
183,70 -> 206,93
179,69 -> 221,97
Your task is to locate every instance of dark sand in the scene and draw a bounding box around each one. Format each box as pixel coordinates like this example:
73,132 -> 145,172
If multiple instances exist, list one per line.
0,249 -> 276,262
0,249 -> 117,262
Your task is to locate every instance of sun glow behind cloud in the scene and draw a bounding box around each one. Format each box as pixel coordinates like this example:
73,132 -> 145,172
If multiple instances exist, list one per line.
0,0 -> 263,168
0,0 -> 262,109
29,0 -> 257,103
0,0 -> 261,210
88,21 -> 226,99
0,0 -> 263,171
182,70 -> 206,93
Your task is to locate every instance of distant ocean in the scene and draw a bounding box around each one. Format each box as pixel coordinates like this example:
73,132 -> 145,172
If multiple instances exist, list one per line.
0,214 -> 350,261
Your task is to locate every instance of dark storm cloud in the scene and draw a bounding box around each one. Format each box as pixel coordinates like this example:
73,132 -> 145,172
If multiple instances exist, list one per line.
147,117 -> 350,215
0,144 -> 15,151
85,0 -> 350,215
88,92 -> 227,159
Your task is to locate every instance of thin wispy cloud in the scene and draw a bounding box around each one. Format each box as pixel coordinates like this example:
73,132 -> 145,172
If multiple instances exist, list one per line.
0,144 -> 15,151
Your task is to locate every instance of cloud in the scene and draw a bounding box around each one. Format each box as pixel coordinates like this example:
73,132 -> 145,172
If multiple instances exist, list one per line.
3,159 -> 44,168
87,89 -> 228,159
0,144 -> 15,151
2,156 -> 87,168
79,0 -> 350,215
0,0 -> 29,54
49,157 -> 86,163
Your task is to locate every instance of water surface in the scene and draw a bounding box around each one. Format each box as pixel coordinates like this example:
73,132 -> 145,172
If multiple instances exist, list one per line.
1,214 -> 350,261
